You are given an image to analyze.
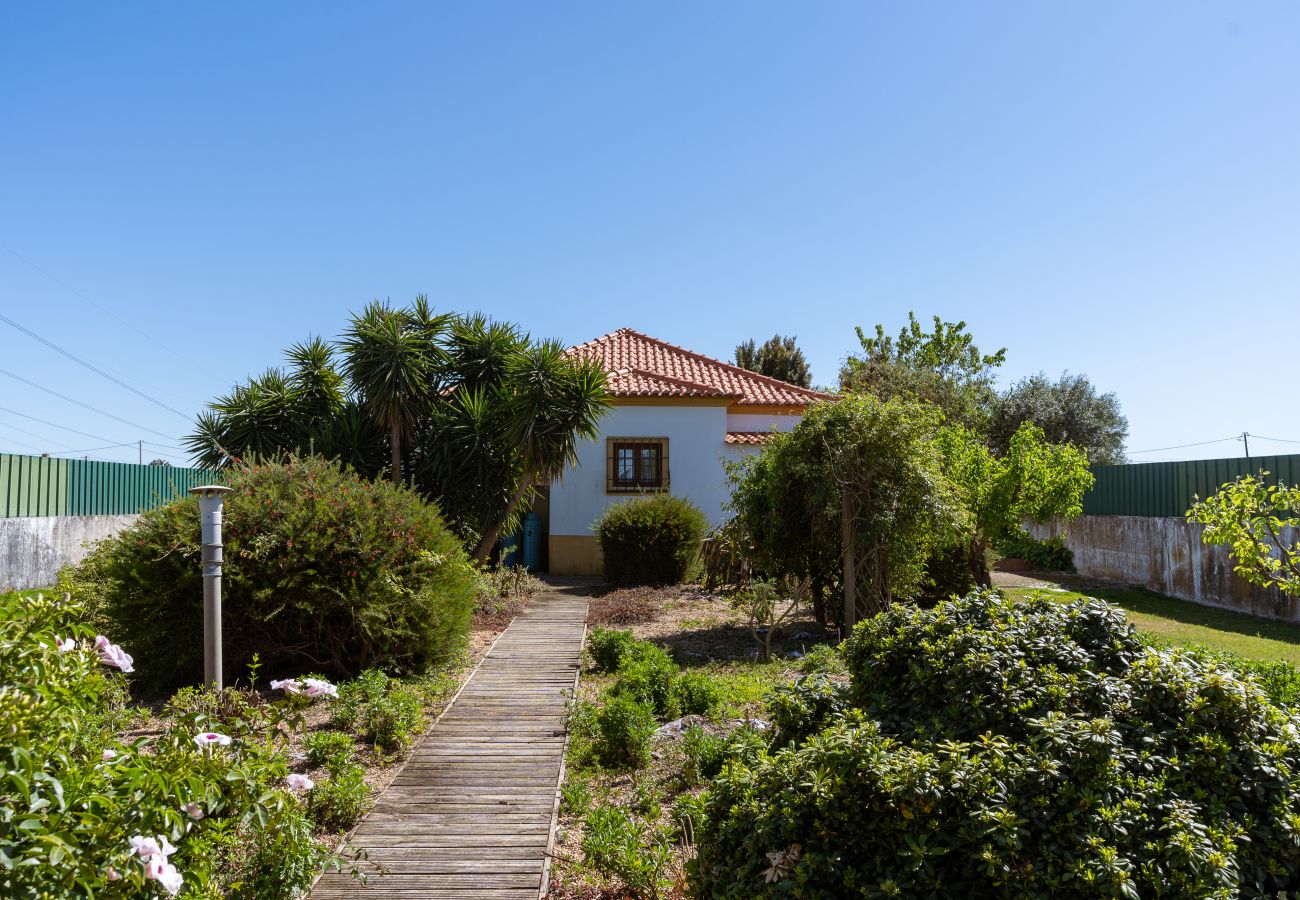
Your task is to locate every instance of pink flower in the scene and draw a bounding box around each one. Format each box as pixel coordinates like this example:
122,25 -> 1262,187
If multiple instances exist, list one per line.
181,802 -> 205,819
302,677 -> 337,699
102,748 -> 117,762
94,635 -> 134,673
144,857 -> 184,895
55,635 -> 76,652
105,866 -> 121,881
193,732 -> 232,749
129,834 -> 176,861
285,773 -> 315,792
270,678 -> 303,694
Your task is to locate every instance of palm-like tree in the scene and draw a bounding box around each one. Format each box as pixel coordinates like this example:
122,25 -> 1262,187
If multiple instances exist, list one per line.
471,341 -> 609,562
340,298 -> 451,484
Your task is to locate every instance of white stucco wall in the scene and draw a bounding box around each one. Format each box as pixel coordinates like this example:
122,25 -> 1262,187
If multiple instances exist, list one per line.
549,405 -> 800,536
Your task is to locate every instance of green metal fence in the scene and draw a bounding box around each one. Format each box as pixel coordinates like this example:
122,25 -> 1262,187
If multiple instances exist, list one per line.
1082,454 -> 1300,518
0,453 -> 220,518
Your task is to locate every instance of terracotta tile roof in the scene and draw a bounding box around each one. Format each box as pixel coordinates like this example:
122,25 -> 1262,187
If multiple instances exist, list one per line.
725,431 -> 775,445
565,328 -> 833,407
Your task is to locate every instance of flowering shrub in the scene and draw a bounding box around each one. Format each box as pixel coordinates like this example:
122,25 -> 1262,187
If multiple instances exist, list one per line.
692,591 -> 1300,898
60,455 -> 478,693
0,591 -> 340,899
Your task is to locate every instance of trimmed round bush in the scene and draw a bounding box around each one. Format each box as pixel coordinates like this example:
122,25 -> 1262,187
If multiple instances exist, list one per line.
692,590 -> 1300,898
594,494 -> 708,586
61,456 -> 477,693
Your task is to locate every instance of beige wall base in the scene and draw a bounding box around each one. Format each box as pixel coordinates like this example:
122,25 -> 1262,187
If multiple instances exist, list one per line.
549,535 -> 603,576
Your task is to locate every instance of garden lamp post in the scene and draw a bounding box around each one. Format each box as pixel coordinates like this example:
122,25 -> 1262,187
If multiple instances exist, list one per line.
189,485 -> 232,689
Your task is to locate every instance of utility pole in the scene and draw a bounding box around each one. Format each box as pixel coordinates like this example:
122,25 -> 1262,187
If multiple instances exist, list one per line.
138,440 -> 143,465
1242,431 -> 1252,469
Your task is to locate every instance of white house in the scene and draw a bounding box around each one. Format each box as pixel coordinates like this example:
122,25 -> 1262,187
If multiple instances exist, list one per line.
543,328 -> 831,575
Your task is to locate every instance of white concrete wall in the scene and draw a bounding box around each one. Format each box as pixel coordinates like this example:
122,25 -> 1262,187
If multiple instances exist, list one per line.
551,405 -> 798,536
0,515 -> 139,591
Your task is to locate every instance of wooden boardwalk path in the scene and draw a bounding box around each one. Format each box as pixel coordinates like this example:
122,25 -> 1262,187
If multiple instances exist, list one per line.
311,590 -> 588,899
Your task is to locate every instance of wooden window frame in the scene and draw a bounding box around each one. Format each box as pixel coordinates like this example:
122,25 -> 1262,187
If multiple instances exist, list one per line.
606,437 -> 669,494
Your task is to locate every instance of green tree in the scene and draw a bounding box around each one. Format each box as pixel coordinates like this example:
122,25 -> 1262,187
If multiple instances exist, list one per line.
733,334 -> 812,387
727,395 -> 964,624
340,297 -> 452,483
1187,473 -> 1300,597
938,423 -> 1094,586
839,312 -> 1006,433
990,371 -> 1128,465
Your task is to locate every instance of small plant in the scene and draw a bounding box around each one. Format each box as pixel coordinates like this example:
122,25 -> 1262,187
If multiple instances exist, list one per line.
304,730 -> 356,770
671,793 -> 708,845
797,642 -> 846,675
331,669 -> 424,753
560,774 -> 592,817
307,762 -> 371,832
594,494 -> 710,586
669,671 -> 723,717
613,644 -> 679,716
729,576 -> 808,660
632,780 -> 662,820
593,695 -> 657,769
681,726 -> 727,785
587,628 -> 641,673
581,806 -> 672,896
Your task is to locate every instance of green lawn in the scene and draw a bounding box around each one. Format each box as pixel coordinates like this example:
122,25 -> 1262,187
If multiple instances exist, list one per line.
1002,582 -> 1300,665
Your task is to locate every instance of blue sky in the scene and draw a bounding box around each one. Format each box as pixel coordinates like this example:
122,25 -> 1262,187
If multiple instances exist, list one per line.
2,2 -> 1297,465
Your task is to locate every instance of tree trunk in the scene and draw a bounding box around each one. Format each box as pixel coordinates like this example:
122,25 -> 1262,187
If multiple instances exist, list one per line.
841,489 -> 856,632
389,423 -> 402,485
811,573 -> 826,628
473,470 -> 536,564
970,537 -> 992,588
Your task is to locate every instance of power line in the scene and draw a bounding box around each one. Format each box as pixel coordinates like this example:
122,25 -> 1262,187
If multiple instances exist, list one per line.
0,433 -> 52,455
0,367 -> 180,440
1252,434 -> 1300,446
0,404 -> 126,444
1127,436 -> 1240,455
46,442 -> 138,456
0,416 -> 79,451
0,241 -> 223,380
0,311 -> 190,420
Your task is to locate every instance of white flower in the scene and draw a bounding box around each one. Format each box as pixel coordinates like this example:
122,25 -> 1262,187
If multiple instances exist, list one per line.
762,843 -> 802,884
302,677 -> 337,699
129,834 -> 175,861
181,802 -> 205,819
55,635 -> 76,652
270,678 -> 303,694
102,748 -> 117,762
144,857 -> 184,895
285,773 -> 315,792
193,732 -> 232,749
94,635 -> 134,673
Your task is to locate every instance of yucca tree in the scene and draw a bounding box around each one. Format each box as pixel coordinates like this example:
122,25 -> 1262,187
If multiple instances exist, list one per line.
340,297 -> 452,484
184,369 -> 304,467
471,341 -> 609,562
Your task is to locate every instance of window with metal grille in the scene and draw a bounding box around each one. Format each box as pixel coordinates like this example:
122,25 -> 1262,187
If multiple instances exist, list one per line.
606,438 -> 669,493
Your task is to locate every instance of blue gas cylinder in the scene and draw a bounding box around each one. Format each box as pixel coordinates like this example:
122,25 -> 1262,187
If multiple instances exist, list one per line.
522,511 -> 543,572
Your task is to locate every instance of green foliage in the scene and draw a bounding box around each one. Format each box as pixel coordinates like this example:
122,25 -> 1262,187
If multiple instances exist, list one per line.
60,456 -> 477,693
729,577 -> 810,660
692,591 -> 1300,898
595,494 -> 709,586
727,394 -> 964,621
995,533 -> 1075,572
330,669 -> 424,754
581,806 -> 672,897
612,644 -> 678,717
560,773 -> 592,817
303,731 -> 356,770
766,674 -> 851,745
796,643 -> 846,676
682,726 -> 769,785
586,628 -> 641,673
839,311 -> 1006,433
0,590 -> 338,899
592,695 -> 657,770
671,792 -> 709,844
990,371 -> 1129,466
669,671 -> 723,718
1188,472 -> 1300,597
306,763 -> 371,832
733,334 -> 813,388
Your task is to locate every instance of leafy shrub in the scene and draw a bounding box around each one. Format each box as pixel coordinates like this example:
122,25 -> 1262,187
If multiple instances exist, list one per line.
307,763 -> 371,832
766,674 -> 850,745
671,792 -> 708,845
330,669 -> 424,754
995,532 -> 1075,572
581,806 -> 672,896
796,643 -> 846,675
669,671 -> 723,718
560,774 -> 592,817
682,726 -> 767,785
303,731 -> 356,770
60,456 -> 477,693
592,695 -> 656,770
587,628 -> 640,673
595,494 -> 709,586
692,591 -> 1300,898
918,543 -> 978,604
0,590 -> 338,899
473,562 -> 542,629
613,643 -> 678,716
